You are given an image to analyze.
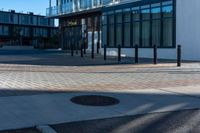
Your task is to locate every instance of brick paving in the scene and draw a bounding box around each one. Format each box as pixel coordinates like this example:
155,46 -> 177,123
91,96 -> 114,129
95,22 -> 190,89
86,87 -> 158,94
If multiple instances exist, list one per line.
0,46 -> 199,97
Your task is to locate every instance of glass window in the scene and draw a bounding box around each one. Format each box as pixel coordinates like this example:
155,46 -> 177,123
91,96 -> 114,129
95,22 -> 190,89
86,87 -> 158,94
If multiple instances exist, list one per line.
109,25 -> 114,47
116,24 -> 122,46
124,23 -> 131,47
152,20 -> 161,46
0,25 -> 2,35
142,21 -> 150,47
116,13 -> 122,23
141,8 -> 150,20
132,8 -> 140,21
133,22 -> 140,46
162,5 -> 173,18
102,15 -> 107,25
124,12 -> 131,22
163,18 -> 173,47
102,25 -> 107,45
3,26 -> 9,35
109,14 -> 114,24
151,6 -> 161,19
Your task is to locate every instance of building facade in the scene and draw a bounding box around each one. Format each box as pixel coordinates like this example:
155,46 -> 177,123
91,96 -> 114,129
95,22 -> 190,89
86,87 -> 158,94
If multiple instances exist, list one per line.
0,10 -> 58,46
47,0 -> 200,60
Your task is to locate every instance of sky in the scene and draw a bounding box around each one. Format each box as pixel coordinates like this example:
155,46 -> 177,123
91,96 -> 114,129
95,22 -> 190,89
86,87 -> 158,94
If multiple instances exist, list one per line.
0,0 -> 54,15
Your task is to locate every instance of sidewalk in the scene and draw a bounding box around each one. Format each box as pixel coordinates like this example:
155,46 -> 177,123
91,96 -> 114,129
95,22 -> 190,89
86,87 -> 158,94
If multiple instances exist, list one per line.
0,86 -> 200,131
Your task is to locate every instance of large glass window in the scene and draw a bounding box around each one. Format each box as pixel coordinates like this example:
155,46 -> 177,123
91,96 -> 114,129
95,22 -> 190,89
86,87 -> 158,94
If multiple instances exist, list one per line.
151,3 -> 161,46
141,5 -> 150,47
123,8 -> 131,47
108,13 -> 114,47
152,20 -> 161,46
116,10 -> 122,46
132,7 -> 140,46
102,0 -> 174,48
162,1 -> 173,47
109,25 -> 114,47
102,15 -> 107,46
163,19 -> 173,47
142,21 -> 150,47
133,22 -> 140,46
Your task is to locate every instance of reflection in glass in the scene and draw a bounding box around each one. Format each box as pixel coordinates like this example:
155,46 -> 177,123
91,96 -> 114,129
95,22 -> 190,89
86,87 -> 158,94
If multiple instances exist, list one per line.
124,23 -> 131,47
133,22 -> 140,46
163,19 -> 173,47
152,20 -> 161,46
142,21 -> 150,47
116,24 -> 122,46
109,25 -> 114,47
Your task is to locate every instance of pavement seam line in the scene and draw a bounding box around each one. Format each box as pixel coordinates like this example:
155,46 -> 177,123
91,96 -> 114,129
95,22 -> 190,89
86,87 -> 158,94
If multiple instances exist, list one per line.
156,88 -> 200,101
36,125 -> 57,133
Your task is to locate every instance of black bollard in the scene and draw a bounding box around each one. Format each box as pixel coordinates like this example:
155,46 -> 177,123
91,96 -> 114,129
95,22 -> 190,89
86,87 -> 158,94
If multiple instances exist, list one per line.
97,42 -> 100,54
135,45 -> 138,63
81,43 -> 83,58
104,45 -> 107,60
153,45 -> 157,64
177,45 -> 181,67
118,45 -> 121,62
84,40 -> 86,54
92,45 -> 94,59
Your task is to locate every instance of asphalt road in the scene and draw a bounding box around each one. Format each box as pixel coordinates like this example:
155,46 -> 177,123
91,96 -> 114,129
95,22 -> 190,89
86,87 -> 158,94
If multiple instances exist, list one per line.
52,109 -> 200,133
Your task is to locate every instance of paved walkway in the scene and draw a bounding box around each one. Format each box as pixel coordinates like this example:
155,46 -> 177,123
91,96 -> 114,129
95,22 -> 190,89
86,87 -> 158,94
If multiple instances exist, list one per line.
0,46 -> 199,131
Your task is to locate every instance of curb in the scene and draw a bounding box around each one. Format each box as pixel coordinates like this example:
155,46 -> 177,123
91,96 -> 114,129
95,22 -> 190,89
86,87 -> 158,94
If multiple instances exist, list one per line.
36,125 -> 57,133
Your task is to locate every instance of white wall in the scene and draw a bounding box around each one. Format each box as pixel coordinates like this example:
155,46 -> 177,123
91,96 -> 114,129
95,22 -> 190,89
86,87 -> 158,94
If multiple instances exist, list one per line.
100,0 -> 200,61
176,0 -> 200,60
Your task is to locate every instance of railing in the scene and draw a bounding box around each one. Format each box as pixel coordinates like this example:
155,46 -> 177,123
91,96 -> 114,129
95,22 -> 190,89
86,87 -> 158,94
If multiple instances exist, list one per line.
46,0 -> 118,17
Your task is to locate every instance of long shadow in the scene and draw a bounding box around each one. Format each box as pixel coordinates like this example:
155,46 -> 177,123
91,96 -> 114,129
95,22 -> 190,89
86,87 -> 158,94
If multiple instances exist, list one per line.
0,87 -> 199,132
0,48 -> 182,67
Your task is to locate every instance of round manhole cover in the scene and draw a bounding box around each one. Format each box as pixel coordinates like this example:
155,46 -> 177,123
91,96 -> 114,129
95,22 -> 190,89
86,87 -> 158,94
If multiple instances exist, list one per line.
70,95 -> 120,106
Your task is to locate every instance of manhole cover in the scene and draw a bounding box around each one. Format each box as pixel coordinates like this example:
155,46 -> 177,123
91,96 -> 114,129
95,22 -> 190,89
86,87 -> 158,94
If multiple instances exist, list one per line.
70,95 -> 120,106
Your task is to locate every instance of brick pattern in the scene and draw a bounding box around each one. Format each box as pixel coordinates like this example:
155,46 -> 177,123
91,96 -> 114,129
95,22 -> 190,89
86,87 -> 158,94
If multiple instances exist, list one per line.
0,63 -> 199,97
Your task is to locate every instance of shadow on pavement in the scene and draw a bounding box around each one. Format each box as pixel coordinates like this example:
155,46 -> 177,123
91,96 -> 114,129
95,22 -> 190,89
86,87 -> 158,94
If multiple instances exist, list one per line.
0,47 -> 179,66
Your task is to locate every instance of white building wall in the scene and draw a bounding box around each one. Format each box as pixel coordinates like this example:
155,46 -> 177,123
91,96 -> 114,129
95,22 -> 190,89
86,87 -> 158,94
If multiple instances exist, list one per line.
176,0 -> 200,60
101,0 -> 200,61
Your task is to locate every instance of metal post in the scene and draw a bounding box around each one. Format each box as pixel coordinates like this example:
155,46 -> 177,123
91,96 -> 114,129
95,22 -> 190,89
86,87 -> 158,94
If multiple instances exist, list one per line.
104,45 -> 106,60
84,37 -> 86,54
118,45 -> 121,62
177,45 -> 181,67
153,45 -> 157,64
81,41 -> 83,57
135,45 -> 138,63
91,17 -> 95,59
97,42 -> 100,54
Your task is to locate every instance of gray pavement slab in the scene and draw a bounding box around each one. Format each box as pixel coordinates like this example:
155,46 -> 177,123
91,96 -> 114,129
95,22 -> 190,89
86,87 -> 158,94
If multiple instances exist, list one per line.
0,88 -> 200,131
52,109 -> 200,133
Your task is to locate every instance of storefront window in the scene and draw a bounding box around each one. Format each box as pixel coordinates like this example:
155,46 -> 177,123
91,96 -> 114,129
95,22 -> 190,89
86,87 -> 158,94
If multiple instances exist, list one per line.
109,25 -> 114,47
142,21 -> 150,47
132,7 -> 140,21
163,18 -> 173,47
133,22 -> 140,46
152,20 -> 161,46
102,0 -> 174,48
141,5 -> 150,20
151,4 -> 161,19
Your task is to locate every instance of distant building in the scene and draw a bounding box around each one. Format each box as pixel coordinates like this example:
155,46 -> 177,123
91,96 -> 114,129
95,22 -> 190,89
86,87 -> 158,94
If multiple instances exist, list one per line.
0,10 -> 58,47
47,0 -> 200,61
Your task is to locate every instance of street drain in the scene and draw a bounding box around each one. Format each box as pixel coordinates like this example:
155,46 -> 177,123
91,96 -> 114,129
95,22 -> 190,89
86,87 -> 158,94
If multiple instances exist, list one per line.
70,95 -> 120,106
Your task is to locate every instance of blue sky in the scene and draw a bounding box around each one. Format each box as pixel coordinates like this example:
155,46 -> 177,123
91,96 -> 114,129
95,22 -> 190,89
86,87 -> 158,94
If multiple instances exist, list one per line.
0,0 -> 51,15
